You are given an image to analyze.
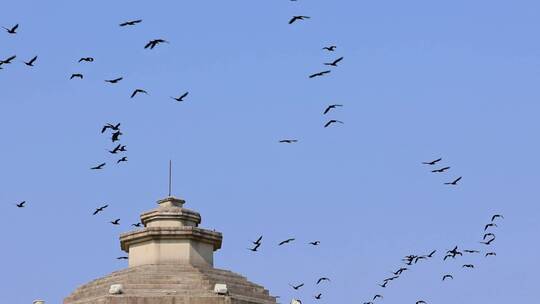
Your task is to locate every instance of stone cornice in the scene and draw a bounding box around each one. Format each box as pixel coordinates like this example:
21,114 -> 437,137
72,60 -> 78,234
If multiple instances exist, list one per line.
120,226 -> 222,252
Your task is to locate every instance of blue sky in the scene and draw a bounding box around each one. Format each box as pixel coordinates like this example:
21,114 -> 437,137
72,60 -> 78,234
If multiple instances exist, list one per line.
1,0 -> 538,303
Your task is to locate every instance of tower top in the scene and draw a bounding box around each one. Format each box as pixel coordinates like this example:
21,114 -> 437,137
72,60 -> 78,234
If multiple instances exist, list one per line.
120,196 -> 222,267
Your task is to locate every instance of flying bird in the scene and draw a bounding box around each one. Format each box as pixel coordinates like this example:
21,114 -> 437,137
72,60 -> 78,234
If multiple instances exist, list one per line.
279,139 -> 298,143
485,252 -> 497,257
132,223 -> 142,227
144,39 -> 168,49
309,241 -> 321,246
93,205 -> 108,215
23,56 -> 37,67
117,156 -> 128,164
427,250 -> 437,258
464,249 -> 480,253
373,295 -> 383,300
323,104 -> 343,114
316,277 -> 330,284
70,73 -> 83,80
483,233 -> 495,240
289,283 -> 304,290
79,57 -> 94,63
252,235 -> 263,245
484,223 -> 498,231
117,256 -> 128,260
131,89 -> 148,98
322,46 -> 336,51
480,237 -> 495,245
314,293 -> 322,300
289,16 -> 310,24
119,19 -> 142,27
324,120 -> 344,128
171,92 -> 189,102
3,24 -> 18,34
462,264 -> 475,268
309,70 -> 331,78
101,123 -> 121,133
279,238 -> 295,245
16,201 -> 26,208
109,144 -> 122,154
393,267 -> 408,275
105,77 -> 123,84
444,176 -> 462,185
111,131 -> 123,142
110,219 -> 121,225
324,57 -> 344,67
383,276 -> 399,282
416,301 -> 427,304
378,281 -> 388,288
91,163 -> 106,170
1,55 -> 16,64
422,158 -> 442,165
432,166 -> 450,173
248,242 -> 261,252
442,274 -> 453,281
491,214 -> 504,222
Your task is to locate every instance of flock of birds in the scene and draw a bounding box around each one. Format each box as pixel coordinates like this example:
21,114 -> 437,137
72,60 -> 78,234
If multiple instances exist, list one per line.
422,158 -> 463,186
4,4 -> 507,304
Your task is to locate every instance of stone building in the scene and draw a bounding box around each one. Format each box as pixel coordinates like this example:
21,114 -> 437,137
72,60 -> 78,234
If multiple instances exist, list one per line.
64,196 -> 276,304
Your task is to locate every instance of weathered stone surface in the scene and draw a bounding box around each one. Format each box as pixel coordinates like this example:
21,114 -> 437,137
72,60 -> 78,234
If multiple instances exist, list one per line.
64,264 -> 276,304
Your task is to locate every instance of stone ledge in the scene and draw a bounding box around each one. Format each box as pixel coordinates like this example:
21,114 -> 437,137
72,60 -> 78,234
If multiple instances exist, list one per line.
120,227 -> 223,252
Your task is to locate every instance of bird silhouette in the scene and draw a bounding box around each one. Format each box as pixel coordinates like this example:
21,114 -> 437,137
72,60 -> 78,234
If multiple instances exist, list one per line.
279,238 -> 295,245
117,156 -> 128,164
70,73 -> 83,80
309,241 -> 321,246
252,236 -> 263,245
491,214 -> 504,221
132,223 -> 142,227
485,252 -> 497,257
314,293 -> 322,300
109,144 -> 122,154
78,57 -> 94,63
383,276 -> 399,282
248,242 -> 261,252
3,24 -> 18,34
373,295 -> 383,300
91,163 -> 106,170
444,176 -> 462,185
110,219 -> 121,225
309,70 -> 331,78
324,57 -> 344,67
131,89 -> 148,98
322,46 -> 336,52
171,92 -> 189,102
316,277 -> 330,284
464,249 -> 480,254
462,264 -> 474,268
422,158 -> 442,165
483,233 -> 495,240
484,223 -> 498,231
144,39 -> 168,49
480,237 -> 495,245
289,16 -> 310,24
101,123 -> 121,133
378,281 -> 388,288
1,55 -> 16,64
111,131 -> 123,142
119,19 -> 142,27
392,267 -> 408,275
432,166 -> 450,173
23,56 -> 37,67
105,77 -> 123,84
416,301 -> 427,304
93,205 -> 108,215
279,139 -> 298,143
324,120 -> 344,128
323,104 -> 343,114
16,201 -> 26,208
117,256 -> 128,260
442,274 -> 453,281
289,283 -> 304,290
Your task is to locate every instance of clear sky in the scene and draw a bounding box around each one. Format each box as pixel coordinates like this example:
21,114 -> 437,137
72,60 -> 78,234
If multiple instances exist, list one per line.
1,0 -> 538,303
